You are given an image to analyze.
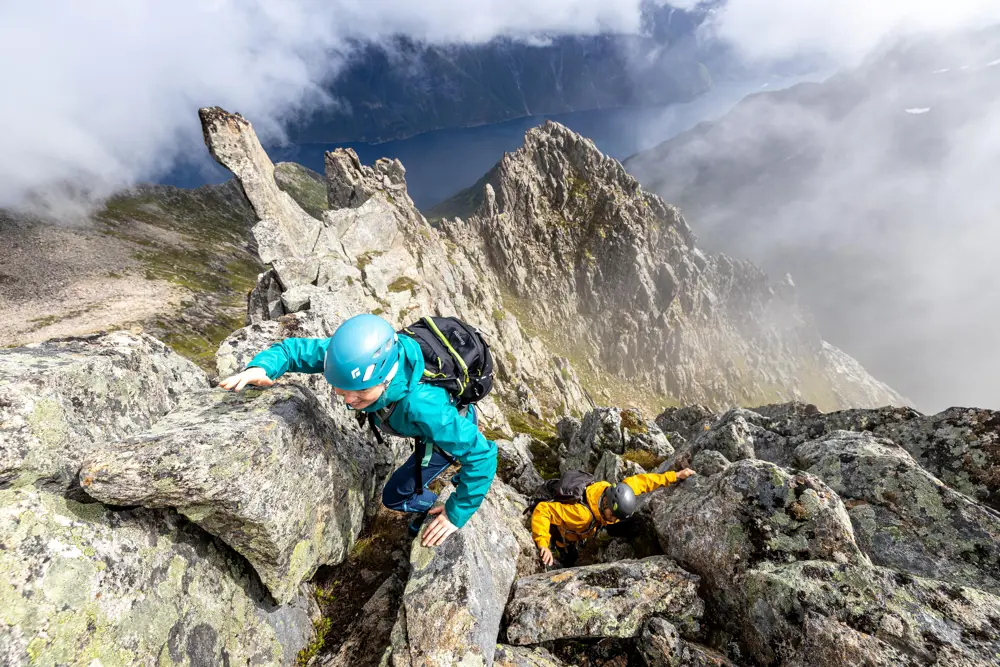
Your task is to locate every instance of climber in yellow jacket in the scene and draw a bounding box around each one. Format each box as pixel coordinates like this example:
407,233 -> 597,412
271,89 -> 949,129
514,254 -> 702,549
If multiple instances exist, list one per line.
532,469 -> 695,566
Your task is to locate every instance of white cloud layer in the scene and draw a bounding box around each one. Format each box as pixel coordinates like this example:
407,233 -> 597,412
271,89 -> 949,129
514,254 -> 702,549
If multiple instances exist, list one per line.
656,1 -> 1000,409
0,0 -> 643,209
696,0 -> 1000,61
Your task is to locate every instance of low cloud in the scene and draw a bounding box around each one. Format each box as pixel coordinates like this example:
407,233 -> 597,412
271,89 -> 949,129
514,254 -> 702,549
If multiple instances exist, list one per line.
645,2 -> 1000,409
692,0 -> 1000,63
0,0 -> 643,210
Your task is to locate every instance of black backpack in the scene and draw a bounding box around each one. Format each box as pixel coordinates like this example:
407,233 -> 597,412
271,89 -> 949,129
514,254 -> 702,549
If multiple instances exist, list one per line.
360,315 -> 494,490
400,316 -> 494,406
525,469 -> 600,538
541,469 -> 594,505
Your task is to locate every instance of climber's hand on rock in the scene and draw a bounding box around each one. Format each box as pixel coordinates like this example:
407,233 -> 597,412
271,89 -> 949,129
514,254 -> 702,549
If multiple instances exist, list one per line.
676,468 -> 696,481
539,547 -> 554,566
421,505 -> 457,547
219,367 -> 274,392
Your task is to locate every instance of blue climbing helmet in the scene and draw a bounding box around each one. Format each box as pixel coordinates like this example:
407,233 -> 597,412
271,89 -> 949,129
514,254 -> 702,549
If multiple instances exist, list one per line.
324,314 -> 400,391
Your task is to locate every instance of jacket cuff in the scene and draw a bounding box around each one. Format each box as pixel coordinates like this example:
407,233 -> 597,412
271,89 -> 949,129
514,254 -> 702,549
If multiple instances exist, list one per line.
664,470 -> 678,483
444,497 -> 469,529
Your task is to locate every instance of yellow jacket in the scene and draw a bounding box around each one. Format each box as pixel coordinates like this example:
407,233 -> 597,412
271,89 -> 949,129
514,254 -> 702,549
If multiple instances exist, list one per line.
531,471 -> 678,549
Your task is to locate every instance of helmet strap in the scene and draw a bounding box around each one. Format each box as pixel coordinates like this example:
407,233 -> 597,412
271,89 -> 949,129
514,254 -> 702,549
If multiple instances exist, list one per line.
381,360 -> 399,387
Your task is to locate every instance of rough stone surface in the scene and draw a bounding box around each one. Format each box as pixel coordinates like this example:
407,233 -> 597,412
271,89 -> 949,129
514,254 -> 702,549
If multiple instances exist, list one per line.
593,450 -> 645,484
597,537 -> 638,563
794,430 -> 1000,594
0,332 -> 207,491
689,449 -> 731,477
322,575 -> 403,667
649,459 -> 867,640
386,481 -> 527,666
646,441 -> 1000,666
563,408 -> 624,472
655,405 -> 716,444
492,481 -> 547,578
639,618 -> 739,667
200,106 -> 322,263
781,614 -> 914,667
667,403 -> 1000,514
281,283 -> 324,313
628,426 -> 675,461
505,557 -> 703,645
497,434 -> 546,496
661,408 -> 772,473
557,416 -> 582,447
772,406 -> 1000,513
0,486 -> 313,667
79,384 -> 377,604
248,268 -> 287,324
493,645 -> 568,667
273,256 -> 320,290
742,561 -> 1000,666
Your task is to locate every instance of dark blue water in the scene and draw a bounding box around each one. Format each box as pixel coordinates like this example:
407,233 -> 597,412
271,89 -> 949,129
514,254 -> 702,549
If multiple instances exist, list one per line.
163,75 -> 816,211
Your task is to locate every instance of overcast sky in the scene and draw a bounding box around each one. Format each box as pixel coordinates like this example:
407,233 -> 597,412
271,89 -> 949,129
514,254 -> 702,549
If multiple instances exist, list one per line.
0,0 -> 642,210
664,1 -> 1000,410
685,0 -> 1000,61
2,1 -> 999,210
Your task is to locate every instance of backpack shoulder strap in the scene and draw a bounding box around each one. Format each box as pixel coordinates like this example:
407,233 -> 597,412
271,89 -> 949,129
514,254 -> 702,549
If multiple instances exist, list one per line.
422,317 -> 470,388
367,413 -> 384,445
354,411 -> 386,445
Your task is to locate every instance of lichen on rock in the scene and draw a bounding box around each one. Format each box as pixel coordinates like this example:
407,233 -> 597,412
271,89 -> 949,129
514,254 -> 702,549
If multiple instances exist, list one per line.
79,384 -> 377,604
505,556 -> 703,645
0,486 -> 313,667
0,332 -> 208,492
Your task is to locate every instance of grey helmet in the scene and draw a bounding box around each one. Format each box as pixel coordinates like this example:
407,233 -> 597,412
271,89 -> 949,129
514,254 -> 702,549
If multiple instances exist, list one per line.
602,482 -> 637,520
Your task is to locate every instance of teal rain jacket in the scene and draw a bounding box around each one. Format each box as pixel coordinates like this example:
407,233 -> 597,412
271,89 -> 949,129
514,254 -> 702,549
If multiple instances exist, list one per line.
247,334 -> 497,528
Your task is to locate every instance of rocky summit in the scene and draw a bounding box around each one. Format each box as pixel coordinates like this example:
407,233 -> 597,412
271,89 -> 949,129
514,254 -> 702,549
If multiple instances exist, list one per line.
2,106 -> 996,667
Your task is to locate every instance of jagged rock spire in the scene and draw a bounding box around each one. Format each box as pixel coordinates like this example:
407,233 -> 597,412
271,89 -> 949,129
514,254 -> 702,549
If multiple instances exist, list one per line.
200,107 -> 322,262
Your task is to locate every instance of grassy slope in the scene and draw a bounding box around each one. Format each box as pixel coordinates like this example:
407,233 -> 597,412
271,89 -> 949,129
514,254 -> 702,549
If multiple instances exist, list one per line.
95,163 -> 328,374
95,180 -> 261,371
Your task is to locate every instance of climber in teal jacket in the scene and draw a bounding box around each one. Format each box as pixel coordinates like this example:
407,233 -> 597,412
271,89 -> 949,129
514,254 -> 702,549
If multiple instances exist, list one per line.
219,313 -> 497,547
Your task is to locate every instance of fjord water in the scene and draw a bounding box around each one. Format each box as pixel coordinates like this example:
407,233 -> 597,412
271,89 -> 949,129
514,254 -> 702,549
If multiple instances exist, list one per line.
163,75 -> 813,211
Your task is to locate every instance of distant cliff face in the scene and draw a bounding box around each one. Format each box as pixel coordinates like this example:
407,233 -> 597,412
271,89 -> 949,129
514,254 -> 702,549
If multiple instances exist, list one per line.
448,121 -> 905,411
625,28 -> 1000,411
288,4 -> 719,144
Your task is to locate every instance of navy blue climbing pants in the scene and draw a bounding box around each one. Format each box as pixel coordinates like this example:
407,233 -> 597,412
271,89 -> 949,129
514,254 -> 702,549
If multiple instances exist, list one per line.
381,405 -> 477,514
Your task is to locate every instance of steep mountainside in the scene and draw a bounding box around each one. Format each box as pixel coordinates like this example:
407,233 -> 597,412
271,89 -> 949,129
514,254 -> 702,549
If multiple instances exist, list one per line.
434,122 -> 903,411
625,27 -> 1000,410
289,3 -> 720,143
0,165 -> 331,370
